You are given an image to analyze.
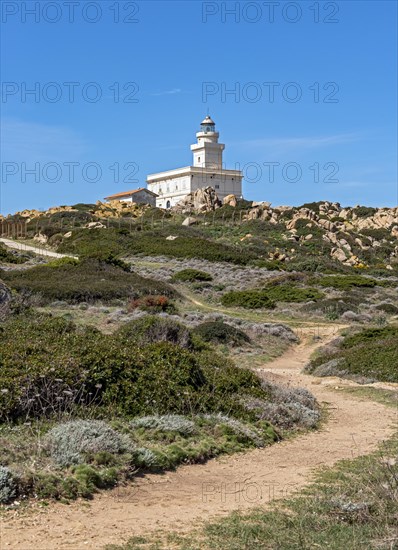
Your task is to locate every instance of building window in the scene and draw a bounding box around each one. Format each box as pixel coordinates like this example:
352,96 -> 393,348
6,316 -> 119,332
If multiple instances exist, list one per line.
215,184 -> 220,189
166,200 -> 171,209
198,157 -> 201,163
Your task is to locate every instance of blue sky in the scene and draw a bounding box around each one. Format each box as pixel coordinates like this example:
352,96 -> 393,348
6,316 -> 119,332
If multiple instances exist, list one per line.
1,0 -> 397,214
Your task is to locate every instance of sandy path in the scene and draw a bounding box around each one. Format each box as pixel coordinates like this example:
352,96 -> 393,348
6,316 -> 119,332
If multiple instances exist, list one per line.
0,238 -> 77,259
1,328 -> 396,549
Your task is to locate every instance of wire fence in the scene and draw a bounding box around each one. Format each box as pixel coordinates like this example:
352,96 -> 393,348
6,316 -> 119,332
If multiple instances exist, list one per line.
1,209 -> 263,237
0,221 -> 28,238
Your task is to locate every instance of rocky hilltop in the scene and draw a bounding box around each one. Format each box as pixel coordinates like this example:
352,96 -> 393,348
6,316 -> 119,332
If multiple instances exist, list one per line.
2,187 -> 397,270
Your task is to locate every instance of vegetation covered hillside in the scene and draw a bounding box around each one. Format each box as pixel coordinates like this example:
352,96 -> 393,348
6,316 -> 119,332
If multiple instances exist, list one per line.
2,194 -> 398,273
0,191 -> 397,511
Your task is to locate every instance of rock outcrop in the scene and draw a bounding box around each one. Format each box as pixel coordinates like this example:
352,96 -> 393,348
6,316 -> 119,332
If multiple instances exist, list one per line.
173,187 -> 222,213
223,194 -> 238,207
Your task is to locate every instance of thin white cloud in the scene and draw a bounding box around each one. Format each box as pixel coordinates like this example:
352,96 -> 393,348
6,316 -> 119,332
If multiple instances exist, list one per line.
151,88 -> 182,96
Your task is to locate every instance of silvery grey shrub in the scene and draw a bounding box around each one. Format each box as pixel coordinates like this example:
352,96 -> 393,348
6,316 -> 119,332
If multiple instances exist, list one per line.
0,466 -> 16,504
132,447 -> 157,468
246,382 -> 320,430
45,420 -> 133,467
130,415 -> 196,436
257,401 -> 320,430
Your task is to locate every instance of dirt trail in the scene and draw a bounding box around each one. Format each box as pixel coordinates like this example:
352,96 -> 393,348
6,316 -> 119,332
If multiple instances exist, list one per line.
1,328 -> 397,550
0,238 -> 77,259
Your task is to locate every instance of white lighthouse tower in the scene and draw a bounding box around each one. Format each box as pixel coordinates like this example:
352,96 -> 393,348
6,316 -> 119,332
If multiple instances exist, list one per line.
147,115 -> 243,208
191,115 -> 225,169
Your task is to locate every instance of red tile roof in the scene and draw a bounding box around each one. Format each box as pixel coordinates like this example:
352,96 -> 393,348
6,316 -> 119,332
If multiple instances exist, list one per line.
104,187 -> 157,200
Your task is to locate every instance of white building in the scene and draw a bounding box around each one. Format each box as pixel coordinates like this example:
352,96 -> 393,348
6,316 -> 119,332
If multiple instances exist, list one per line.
104,187 -> 157,206
147,116 -> 243,208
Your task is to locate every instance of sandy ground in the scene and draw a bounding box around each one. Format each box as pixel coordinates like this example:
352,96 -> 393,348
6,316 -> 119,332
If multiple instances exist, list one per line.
0,238 -> 77,260
1,328 -> 397,550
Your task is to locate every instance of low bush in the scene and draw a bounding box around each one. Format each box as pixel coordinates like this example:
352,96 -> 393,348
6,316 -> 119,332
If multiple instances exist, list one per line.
262,285 -> 324,303
221,290 -> 275,309
171,268 -> 213,282
117,316 -> 193,349
59,228 -> 256,265
130,415 -> 196,436
193,321 -> 250,346
202,414 -> 267,447
0,314 -> 268,421
2,258 -> 174,304
128,295 -> 176,313
0,466 -> 16,503
221,285 -> 322,308
285,256 -> 351,274
316,275 -> 377,290
245,383 -> 320,430
0,244 -> 26,264
296,201 -> 323,213
307,326 -> 398,383
32,465 -> 119,500
374,302 -> 398,314
352,206 -> 377,218
360,228 -> 391,240
45,257 -> 79,268
301,298 -> 358,317
45,420 -> 132,467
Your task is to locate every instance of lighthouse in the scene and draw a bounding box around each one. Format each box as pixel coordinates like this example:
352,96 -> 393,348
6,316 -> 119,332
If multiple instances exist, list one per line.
147,116 -> 243,209
191,115 -> 225,169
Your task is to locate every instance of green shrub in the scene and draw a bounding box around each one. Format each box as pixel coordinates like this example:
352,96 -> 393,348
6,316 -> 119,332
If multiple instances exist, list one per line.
221,290 -> 275,309
130,415 -> 196,436
116,316 -> 193,349
307,326 -> 398,383
46,257 -> 79,268
262,285 -> 324,303
296,201 -> 323,213
59,228 -> 256,265
193,321 -> 250,346
0,314 -> 273,422
33,465 -> 118,500
316,275 -> 378,290
2,258 -> 174,304
342,326 -> 398,349
374,303 -> 398,314
0,244 -> 26,264
171,268 -> 213,282
221,285 -> 322,308
360,228 -> 391,240
286,256 -> 351,274
352,206 -> 377,218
